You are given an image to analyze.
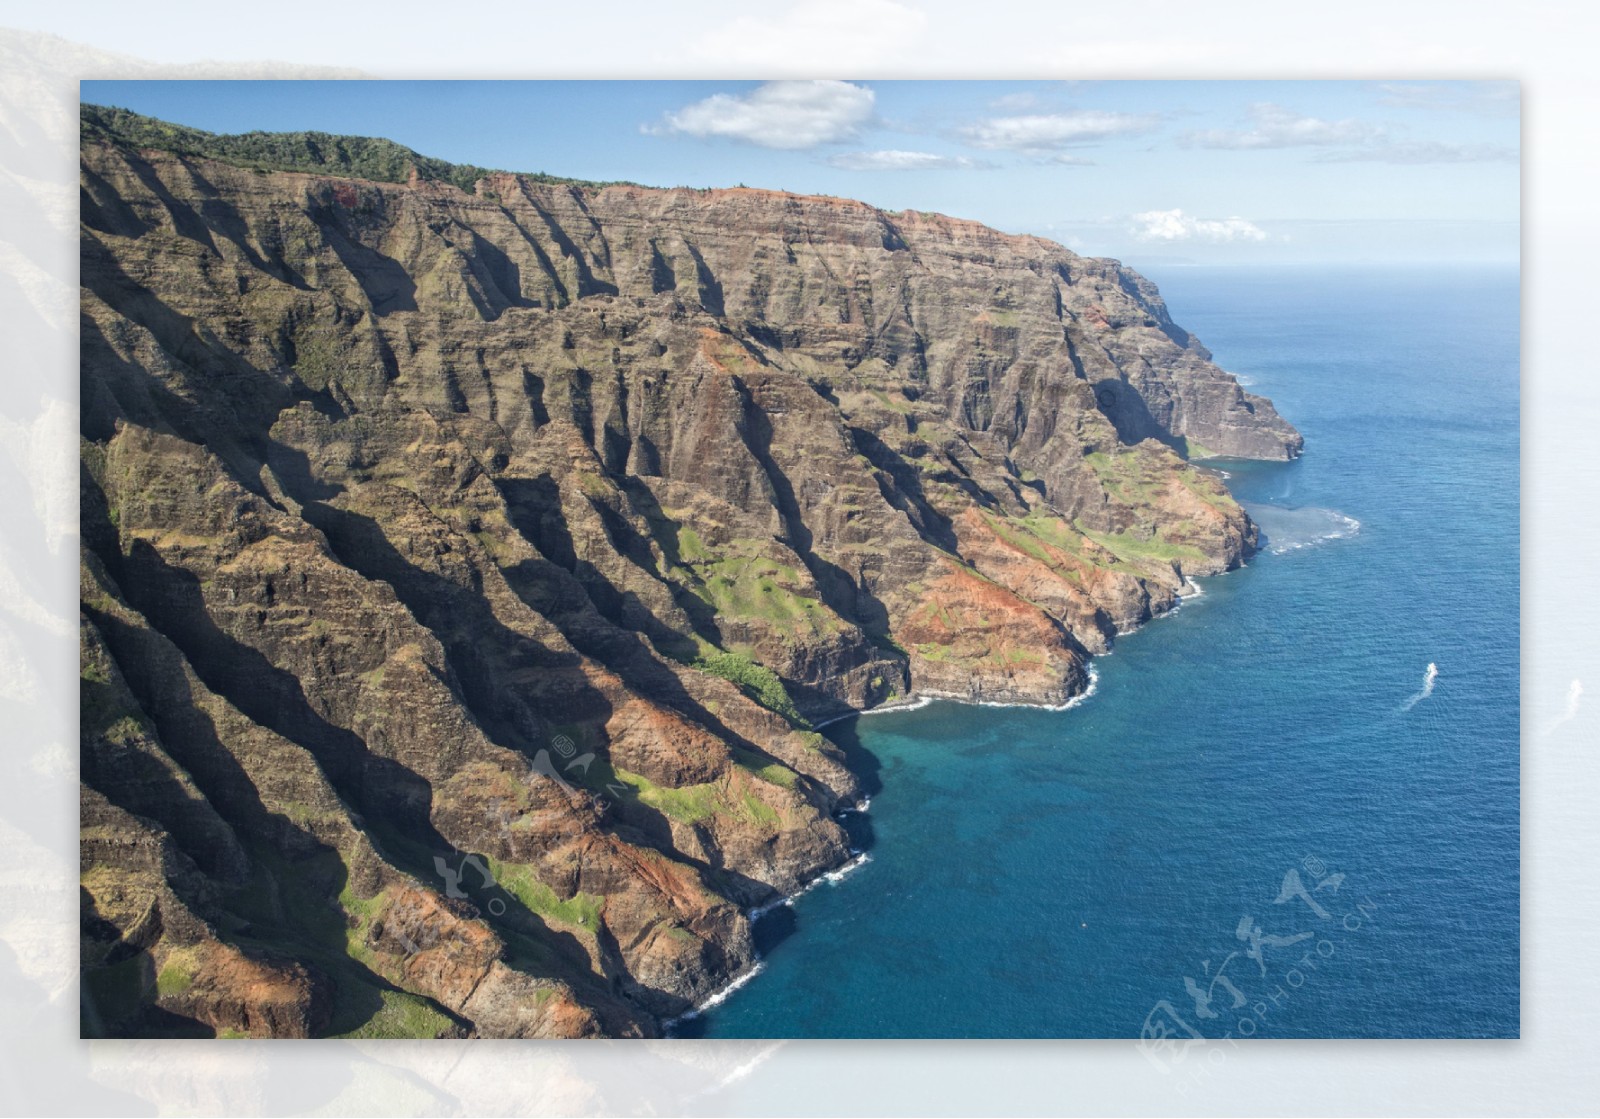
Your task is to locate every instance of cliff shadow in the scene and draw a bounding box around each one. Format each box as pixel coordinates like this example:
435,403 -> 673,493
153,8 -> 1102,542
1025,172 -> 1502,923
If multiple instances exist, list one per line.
1090,375 -> 1188,456
497,473 -> 721,658
295,487 -> 812,932
734,379 -> 893,642
307,204 -> 418,315
84,487 -> 634,1035
496,474 -> 579,569
817,716 -> 881,852
180,162 -> 316,291
499,208 -> 574,306
380,831 -> 627,1011
219,838 -> 470,1038
607,475 -> 725,645
262,423 -> 346,504
297,499 -> 610,756
79,899 -> 214,1039
82,608 -> 265,881
848,424 -> 961,554
462,230 -> 538,318
750,900 -> 799,958
120,151 -> 223,255
565,758 -> 800,914
98,535 -> 446,846
512,187 -> 619,298
80,271 -> 304,495
682,242 -> 724,316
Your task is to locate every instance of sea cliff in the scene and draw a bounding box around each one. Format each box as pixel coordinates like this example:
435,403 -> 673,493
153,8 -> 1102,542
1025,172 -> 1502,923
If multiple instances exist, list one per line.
78,106 -> 1300,1038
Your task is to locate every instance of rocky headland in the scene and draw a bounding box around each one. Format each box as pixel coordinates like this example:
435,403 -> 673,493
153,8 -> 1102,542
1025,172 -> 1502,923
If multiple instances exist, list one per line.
77,105 -> 1300,1038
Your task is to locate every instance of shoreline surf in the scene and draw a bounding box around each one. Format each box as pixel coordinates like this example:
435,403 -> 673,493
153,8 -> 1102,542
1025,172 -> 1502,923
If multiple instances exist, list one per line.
683,493 -> 1374,1034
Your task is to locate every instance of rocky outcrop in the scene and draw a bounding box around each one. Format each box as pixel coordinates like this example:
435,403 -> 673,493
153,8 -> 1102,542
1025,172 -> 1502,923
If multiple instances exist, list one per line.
77,108 -> 1299,1038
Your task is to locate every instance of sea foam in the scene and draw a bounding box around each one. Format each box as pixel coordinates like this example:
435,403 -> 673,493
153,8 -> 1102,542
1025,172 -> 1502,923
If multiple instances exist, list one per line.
815,662 -> 1102,729
1244,502 -> 1362,555
663,961 -> 769,1029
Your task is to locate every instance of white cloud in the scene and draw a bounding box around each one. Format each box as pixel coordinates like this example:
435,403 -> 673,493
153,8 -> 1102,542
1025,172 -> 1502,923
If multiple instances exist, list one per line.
1131,209 -> 1267,243
1317,140 -> 1518,164
649,80 -> 874,150
1376,81 -> 1520,116
988,92 -> 1041,111
1182,103 -> 1384,149
826,149 -> 994,171
959,111 -> 1158,152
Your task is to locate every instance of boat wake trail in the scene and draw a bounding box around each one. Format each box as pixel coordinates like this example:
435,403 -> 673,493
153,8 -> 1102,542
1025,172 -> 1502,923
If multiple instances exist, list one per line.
1403,662 -> 1439,711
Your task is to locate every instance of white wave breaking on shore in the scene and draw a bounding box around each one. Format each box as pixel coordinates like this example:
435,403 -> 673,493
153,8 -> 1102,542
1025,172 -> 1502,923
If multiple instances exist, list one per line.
662,961 -> 769,1029
834,795 -> 871,818
742,851 -> 873,925
809,660 -> 1103,730
860,694 -> 936,718
665,852 -> 874,1032
961,661 -> 1101,713
808,695 -> 930,730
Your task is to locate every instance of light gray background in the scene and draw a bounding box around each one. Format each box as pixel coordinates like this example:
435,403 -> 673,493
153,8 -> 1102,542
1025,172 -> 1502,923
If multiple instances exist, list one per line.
0,3 -> 1591,1114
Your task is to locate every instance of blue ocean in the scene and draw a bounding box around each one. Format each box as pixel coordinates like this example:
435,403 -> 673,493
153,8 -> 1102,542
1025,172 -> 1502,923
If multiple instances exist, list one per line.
688,264 -> 1520,1039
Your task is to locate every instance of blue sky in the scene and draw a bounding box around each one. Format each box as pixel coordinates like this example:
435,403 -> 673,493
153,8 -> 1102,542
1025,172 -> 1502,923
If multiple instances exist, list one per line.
81,80 -> 1520,266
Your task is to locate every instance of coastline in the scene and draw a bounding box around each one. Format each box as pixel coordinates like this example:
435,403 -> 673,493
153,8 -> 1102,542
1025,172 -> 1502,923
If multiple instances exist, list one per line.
620,263 -> 1520,1045
668,568 -> 1225,1033
808,648 -> 1117,733
806,565 -> 1216,732
664,651 -> 1111,1033
77,111 -> 1315,1040
665,851 -> 875,1035
808,666 -> 1103,732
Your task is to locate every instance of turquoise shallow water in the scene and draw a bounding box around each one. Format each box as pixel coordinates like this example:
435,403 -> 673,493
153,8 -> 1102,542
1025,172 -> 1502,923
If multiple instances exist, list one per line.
689,265 -> 1519,1039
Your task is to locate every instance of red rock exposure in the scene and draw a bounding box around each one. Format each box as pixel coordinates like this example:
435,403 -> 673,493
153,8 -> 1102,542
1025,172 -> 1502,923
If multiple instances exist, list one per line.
77,105 -> 1299,1037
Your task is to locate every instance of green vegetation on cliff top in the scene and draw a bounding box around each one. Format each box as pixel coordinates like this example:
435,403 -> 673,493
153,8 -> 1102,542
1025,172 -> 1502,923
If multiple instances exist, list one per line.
81,103 -> 625,192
